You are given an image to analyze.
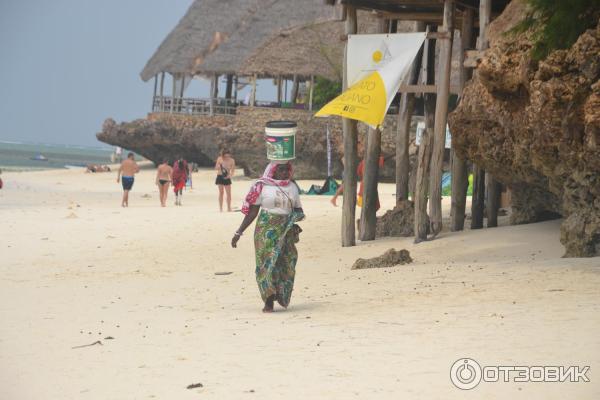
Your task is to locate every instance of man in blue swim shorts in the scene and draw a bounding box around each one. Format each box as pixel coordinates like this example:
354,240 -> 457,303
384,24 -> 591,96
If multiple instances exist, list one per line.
116,152 -> 139,207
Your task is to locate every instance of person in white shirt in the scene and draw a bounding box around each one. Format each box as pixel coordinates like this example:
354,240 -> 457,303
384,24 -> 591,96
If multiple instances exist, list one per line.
231,161 -> 305,313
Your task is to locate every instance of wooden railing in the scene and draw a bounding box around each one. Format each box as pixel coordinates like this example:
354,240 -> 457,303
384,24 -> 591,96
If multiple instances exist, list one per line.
152,95 -> 402,116
152,96 -> 238,116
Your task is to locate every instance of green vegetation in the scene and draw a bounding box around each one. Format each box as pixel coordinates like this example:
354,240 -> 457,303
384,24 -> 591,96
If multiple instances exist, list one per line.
442,174 -> 474,196
511,0 -> 600,60
312,77 -> 342,108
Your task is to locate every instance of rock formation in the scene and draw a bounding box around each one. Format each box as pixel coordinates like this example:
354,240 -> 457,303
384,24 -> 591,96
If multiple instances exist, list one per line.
97,106 -> 421,180
449,0 -> 600,257
375,200 -> 421,238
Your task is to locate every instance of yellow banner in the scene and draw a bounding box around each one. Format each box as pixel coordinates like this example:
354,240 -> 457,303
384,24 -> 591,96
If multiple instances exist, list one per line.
315,72 -> 387,127
315,33 -> 426,128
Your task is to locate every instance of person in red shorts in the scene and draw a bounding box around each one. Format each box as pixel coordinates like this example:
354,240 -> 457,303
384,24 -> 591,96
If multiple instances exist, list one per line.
172,158 -> 188,206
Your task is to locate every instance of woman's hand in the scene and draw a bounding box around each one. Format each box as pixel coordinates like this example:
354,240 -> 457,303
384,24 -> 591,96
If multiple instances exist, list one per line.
231,233 -> 241,248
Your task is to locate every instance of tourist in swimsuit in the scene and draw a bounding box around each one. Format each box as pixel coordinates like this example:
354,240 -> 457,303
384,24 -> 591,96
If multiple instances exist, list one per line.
116,152 -> 139,207
215,149 -> 236,212
172,158 -> 188,206
155,159 -> 173,207
231,161 -> 305,313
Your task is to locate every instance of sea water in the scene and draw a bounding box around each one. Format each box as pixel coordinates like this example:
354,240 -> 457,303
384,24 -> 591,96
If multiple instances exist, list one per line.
0,141 -> 113,171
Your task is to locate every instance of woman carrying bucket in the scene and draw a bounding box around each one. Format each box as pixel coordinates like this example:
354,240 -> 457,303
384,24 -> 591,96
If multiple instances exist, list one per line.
231,121 -> 305,313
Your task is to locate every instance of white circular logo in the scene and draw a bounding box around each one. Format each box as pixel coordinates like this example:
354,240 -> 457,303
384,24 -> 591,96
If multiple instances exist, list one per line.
450,358 -> 482,390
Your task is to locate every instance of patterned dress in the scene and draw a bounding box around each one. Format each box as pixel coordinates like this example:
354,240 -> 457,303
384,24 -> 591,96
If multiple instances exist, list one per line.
254,209 -> 304,307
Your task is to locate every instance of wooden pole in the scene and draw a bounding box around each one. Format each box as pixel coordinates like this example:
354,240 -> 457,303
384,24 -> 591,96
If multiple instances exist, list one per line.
414,27 -> 436,243
159,72 -> 165,111
358,17 -> 388,241
471,0 -> 491,229
471,166 -> 485,229
233,75 -> 238,103
396,21 -> 425,202
170,73 -> 176,113
291,74 -> 299,105
341,5 -> 358,247
225,74 -> 233,100
152,75 -> 158,111
308,75 -> 314,111
250,75 -> 257,107
359,126 -> 381,241
450,8 -> 474,231
486,172 -> 502,227
277,77 -> 282,104
209,75 -> 215,115
428,0 -> 454,238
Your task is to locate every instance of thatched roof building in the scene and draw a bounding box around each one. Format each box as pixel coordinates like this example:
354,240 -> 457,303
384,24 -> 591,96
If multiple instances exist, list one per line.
238,20 -> 345,81
199,0 -> 340,76
141,0 -> 267,81
141,0 -> 342,82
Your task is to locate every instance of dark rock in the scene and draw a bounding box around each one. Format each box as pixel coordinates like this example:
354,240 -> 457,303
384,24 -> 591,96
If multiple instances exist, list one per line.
351,249 -> 413,270
375,200 -> 420,237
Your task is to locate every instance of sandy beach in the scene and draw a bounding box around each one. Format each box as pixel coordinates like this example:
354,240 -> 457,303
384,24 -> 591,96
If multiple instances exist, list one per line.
1,166 -> 599,399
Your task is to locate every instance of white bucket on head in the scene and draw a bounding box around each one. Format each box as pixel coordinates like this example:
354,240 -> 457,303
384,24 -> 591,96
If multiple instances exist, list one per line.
265,120 -> 297,161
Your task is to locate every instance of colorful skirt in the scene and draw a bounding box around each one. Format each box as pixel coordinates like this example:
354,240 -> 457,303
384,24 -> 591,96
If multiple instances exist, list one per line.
254,209 -> 304,307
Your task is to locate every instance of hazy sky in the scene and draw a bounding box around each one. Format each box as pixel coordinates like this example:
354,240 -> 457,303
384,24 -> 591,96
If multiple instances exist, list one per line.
0,0 -> 284,147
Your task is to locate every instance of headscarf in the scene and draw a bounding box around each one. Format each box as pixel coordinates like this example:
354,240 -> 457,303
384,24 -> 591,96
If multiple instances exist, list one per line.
241,161 -> 293,214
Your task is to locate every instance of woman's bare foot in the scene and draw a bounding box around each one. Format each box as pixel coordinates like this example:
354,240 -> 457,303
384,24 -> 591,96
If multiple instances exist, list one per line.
262,295 -> 275,313
330,196 -> 338,207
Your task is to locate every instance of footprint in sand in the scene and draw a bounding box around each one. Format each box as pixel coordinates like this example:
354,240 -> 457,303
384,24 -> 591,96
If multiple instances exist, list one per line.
65,212 -> 78,219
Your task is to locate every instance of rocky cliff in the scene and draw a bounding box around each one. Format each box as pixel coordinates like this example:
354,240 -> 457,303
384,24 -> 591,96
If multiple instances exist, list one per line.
449,0 -> 600,257
97,106 -> 421,181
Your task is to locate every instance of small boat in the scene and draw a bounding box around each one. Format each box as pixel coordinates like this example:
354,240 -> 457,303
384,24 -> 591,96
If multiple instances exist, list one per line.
30,154 -> 48,161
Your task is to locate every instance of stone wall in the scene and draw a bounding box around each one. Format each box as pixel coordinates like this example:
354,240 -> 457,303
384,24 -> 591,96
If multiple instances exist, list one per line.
98,106 -> 420,181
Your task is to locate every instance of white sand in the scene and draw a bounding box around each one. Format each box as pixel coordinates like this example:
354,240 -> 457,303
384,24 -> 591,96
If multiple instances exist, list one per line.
0,167 -> 599,399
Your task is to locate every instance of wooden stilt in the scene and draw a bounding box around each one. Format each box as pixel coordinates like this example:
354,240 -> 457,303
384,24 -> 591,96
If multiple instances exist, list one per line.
291,74 -> 299,105
233,75 -> 238,103
341,5 -> 358,247
414,27 -> 436,243
209,75 -> 215,115
450,8 -> 474,231
396,21 -> 425,202
358,17 -> 388,241
359,127 -> 381,241
277,77 -> 282,104
159,72 -> 165,111
428,0 -> 454,237
170,74 -> 176,113
471,165 -> 485,228
250,75 -> 257,107
486,172 -> 501,227
152,75 -> 158,111
471,0 -> 491,229
308,75 -> 314,111
225,74 -> 233,100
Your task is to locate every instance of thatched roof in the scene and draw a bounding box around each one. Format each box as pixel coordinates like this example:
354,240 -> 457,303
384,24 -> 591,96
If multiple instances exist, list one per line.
140,0 -> 266,81
238,10 -> 412,81
238,20 -> 345,81
195,0 -> 341,76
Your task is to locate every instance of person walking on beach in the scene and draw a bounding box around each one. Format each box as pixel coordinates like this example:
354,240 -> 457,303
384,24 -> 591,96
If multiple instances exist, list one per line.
155,159 -> 173,207
231,161 -> 305,313
215,149 -> 235,212
116,152 -> 139,207
172,157 -> 188,206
